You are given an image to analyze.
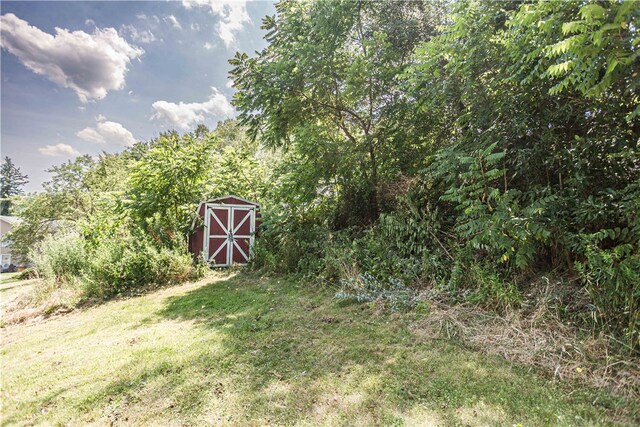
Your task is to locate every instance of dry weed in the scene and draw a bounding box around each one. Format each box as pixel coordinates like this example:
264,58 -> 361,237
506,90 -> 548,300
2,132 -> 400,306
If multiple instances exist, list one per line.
411,300 -> 640,400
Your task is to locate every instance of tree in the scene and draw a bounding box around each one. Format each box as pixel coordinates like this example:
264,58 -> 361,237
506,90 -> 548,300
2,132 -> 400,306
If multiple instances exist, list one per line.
125,131 -> 216,246
8,152 -> 137,258
230,0 -> 446,226
0,156 -> 29,215
205,119 -> 271,203
124,122 -> 271,247
402,0 -> 639,349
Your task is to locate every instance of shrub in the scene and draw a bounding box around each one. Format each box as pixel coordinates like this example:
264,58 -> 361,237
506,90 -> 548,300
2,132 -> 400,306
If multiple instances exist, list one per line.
29,231 -> 88,286
86,235 -> 199,298
30,229 -> 200,301
86,236 -> 154,297
152,247 -> 198,286
573,183 -> 640,352
576,242 -> 640,353
250,205 -> 331,275
250,238 -> 279,272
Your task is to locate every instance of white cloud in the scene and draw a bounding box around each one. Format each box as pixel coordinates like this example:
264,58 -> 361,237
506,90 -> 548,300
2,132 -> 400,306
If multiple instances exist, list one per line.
120,24 -> 157,44
191,23 -> 200,31
0,13 -> 144,103
181,0 -> 250,48
85,19 -> 95,27
95,114 -> 107,122
164,14 -> 182,30
77,120 -> 137,146
151,87 -> 234,130
39,143 -> 81,157
203,42 -> 214,50
136,13 -> 160,24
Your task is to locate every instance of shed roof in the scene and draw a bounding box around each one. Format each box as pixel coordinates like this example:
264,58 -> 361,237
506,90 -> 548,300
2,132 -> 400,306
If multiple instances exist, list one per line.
190,195 -> 261,231
206,195 -> 261,207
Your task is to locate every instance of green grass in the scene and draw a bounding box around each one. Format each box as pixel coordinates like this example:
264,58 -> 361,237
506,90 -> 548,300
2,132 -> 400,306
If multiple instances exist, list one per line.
0,272 -> 22,285
1,273 -> 636,426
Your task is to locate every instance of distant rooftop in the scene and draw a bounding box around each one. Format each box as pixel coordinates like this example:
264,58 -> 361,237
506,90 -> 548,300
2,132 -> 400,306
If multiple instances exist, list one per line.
0,216 -> 22,226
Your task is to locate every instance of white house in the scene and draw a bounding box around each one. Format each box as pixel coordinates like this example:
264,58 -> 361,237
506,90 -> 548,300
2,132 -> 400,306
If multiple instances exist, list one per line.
0,215 -> 22,272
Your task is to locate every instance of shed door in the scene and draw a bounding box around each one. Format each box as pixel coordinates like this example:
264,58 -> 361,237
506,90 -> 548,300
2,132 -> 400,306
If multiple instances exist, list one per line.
205,204 -> 255,266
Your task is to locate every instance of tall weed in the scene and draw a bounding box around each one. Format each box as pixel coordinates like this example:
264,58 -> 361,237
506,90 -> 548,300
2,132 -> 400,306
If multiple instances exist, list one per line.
29,231 -> 88,286
30,230 -> 199,301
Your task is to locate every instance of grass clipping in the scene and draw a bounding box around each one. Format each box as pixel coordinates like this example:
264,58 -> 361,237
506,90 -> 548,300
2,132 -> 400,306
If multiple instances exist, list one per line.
411,299 -> 640,400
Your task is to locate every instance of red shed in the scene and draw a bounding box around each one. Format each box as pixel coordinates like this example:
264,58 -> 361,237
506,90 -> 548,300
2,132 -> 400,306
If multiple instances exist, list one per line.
189,195 -> 261,267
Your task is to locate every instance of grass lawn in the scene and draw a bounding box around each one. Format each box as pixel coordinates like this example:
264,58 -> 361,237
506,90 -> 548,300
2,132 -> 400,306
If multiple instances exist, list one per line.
1,273 -> 636,426
0,272 -> 22,285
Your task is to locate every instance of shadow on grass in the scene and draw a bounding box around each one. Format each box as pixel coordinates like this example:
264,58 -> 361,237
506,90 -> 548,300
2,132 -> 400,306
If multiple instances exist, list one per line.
70,273 -> 628,425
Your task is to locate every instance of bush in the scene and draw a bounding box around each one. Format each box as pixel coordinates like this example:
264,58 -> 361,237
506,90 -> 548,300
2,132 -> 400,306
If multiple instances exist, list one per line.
30,230 -> 200,300
576,243 -> 640,353
86,236 -> 153,297
86,235 -> 199,298
152,247 -> 198,286
29,231 -> 88,286
250,205 -> 331,275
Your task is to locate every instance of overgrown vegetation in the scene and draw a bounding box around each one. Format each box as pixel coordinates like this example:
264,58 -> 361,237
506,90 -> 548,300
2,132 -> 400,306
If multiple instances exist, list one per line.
2,0 -> 638,408
230,0 -> 640,357
8,120 -> 270,304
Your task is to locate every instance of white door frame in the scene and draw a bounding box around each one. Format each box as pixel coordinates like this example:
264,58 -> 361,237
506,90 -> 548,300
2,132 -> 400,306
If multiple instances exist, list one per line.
203,203 -> 256,267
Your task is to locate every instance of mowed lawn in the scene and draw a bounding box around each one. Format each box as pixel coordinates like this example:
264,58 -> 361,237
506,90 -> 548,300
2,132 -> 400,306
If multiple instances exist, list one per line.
1,273 -> 635,426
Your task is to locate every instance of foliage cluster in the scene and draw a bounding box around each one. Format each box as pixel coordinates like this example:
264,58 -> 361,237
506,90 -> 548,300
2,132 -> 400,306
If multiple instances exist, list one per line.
9,120 -> 269,300
232,0 -> 639,352
29,230 -> 197,299
0,156 -> 28,215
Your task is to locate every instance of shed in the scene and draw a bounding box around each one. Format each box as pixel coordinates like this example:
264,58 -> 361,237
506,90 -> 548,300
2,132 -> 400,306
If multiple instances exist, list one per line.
189,195 -> 261,267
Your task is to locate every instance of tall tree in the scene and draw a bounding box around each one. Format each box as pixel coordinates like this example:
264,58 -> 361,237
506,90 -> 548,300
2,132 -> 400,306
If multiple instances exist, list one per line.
230,0 -> 445,226
0,156 -> 28,215
125,131 -> 216,246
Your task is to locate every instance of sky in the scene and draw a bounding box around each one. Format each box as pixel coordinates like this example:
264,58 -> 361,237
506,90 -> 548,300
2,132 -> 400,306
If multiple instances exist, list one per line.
0,0 -> 276,192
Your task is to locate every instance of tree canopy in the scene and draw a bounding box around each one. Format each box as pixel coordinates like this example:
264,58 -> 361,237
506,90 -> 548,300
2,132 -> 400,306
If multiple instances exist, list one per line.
231,0 -> 639,351
230,0 -> 446,226
0,156 -> 28,215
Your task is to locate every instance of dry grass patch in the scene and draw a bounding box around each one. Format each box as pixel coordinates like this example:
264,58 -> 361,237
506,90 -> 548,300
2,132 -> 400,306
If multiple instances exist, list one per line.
410,301 -> 640,404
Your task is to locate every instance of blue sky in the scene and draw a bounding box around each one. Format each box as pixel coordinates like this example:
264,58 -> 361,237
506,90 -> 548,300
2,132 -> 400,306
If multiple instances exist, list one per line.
1,1 -> 275,192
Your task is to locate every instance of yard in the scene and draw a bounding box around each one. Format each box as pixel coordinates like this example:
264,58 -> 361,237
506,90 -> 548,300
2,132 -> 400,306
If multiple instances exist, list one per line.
0,273 -> 636,426
0,273 -> 23,285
